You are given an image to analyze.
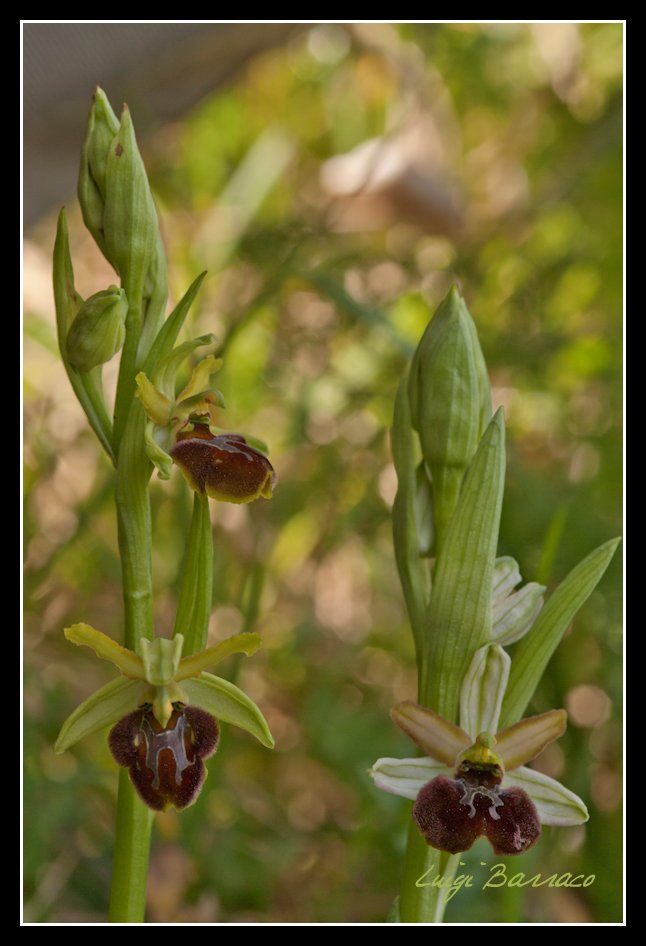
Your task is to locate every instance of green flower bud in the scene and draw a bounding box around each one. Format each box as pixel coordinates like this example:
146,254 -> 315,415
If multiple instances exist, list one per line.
103,105 -> 158,299
66,285 -> 127,372
408,286 -> 491,549
78,87 -> 120,264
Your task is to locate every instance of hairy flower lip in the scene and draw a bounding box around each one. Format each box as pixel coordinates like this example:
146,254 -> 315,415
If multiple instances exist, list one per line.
109,705 -> 219,811
170,432 -> 276,504
371,700 -> 587,855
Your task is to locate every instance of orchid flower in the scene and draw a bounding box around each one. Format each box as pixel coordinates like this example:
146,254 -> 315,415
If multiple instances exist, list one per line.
55,623 -> 274,811
370,554 -> 588,855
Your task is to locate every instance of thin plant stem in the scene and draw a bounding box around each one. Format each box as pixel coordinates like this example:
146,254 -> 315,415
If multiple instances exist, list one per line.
109,400 -> 155,922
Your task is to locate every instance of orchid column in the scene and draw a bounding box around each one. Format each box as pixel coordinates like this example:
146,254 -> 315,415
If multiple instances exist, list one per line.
371,288 -> 619,923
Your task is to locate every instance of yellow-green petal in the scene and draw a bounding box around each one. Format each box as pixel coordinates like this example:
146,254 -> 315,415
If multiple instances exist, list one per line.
64,623 -> 145,679
175,632 -> 263,681
176,353 -> 223,404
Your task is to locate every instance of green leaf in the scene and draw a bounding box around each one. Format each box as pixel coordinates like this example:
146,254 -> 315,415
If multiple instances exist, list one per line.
55,677 -> 142,753
421,410 -> 506,722
143,271 -> 207,376
181,673 -> 274,748
500,537 -> 621,727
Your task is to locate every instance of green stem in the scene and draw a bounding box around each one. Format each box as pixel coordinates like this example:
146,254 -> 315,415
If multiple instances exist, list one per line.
399,826 -> 458,923
115,404 -> 154,650
108,771 -> 154,922
109,399 -> 154,922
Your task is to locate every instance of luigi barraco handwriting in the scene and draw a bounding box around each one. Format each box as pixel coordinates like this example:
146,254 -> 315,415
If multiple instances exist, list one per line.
416,862 -> 595,903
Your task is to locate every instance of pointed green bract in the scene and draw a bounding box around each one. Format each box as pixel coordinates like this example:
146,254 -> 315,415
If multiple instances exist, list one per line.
181,673 -> 275,748
500,537 -> 621,727
421,410 -> 506,722
391,373 -> 429,651
55,677 -> 143,753
173,492 -> 214,655
143,271 -> 207,375
53,210 -> 115,462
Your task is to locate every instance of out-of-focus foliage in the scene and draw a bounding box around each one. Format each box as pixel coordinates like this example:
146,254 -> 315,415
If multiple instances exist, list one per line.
24,23 -> 622,923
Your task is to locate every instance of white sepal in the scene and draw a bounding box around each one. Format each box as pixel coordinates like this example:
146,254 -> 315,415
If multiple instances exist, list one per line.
369,756 -> 450,800
505,765 -> 589,826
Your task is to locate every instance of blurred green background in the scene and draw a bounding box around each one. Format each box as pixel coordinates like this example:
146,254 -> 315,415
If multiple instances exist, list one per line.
24,23 -> 622,923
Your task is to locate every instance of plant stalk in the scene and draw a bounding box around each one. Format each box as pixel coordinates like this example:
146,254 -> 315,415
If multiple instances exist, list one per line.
109,400 -> 154,922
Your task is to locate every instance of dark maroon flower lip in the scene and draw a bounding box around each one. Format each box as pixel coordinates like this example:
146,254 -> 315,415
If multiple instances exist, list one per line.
109,705 -> 219,811
170,431 -> 276,504
412,770 -> 541,855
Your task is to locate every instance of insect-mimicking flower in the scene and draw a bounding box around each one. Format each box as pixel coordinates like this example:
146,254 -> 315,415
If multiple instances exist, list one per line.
171,425 -> 275,504
370,701 -> 588,855
55,624 -> 274,811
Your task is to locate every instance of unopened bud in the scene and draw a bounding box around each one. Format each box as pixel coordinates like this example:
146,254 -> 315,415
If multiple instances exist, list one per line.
78,88 -> 120,263
66,285 -> 127,372
408,286 -> 491,548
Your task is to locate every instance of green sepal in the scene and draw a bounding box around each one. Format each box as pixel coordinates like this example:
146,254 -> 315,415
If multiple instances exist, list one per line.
500,537 -> 621,727
181,673 -> 275,748
421,409 -> 506,722
55,677 -> 143,753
